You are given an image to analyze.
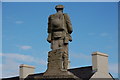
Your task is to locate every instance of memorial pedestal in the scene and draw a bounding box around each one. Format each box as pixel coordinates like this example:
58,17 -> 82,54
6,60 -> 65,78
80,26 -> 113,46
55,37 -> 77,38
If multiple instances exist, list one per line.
43,49 -> 78,79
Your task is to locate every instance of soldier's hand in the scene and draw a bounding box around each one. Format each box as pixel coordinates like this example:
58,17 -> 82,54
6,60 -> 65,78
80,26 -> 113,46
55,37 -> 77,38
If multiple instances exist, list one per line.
47,37 -> 51,43
69,39 -> 72,42
47,39 -> 51,43
47,33 -> 51,43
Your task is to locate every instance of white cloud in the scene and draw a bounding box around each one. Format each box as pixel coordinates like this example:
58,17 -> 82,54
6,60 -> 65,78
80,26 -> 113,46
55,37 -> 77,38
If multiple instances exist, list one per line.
0,53 -> 2,56
3,53 -> 35,62
88,32 -> 109,37
39,59 -> 47,65
2,53 -> 46,78
69,52 -> 92,68
70,52 -> 91,60
100,33 -> 109,37
106,46 -> 113,49
2,53 -> 46,64
15,21 -> 24,24
109,63 -> 118,74
2,59 -> 19,78
109,63 -> 118,78
20,45 -> 32,50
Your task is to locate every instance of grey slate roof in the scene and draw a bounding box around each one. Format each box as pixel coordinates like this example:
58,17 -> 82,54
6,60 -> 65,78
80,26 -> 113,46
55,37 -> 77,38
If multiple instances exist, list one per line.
24,66 -> 94,80
2,66 -> 115,80
68,66 -> 94,80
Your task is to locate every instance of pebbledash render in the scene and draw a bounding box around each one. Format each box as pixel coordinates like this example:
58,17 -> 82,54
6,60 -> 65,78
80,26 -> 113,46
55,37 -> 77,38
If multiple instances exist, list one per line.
2,5 -> 115,80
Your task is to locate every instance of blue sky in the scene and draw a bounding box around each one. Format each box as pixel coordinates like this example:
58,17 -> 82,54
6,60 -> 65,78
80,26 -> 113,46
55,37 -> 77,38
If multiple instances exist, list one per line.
1,2 -> 118,78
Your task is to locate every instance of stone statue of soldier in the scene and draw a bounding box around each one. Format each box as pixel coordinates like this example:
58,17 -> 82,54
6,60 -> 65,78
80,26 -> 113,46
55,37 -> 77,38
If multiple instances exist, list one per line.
47,5 -> 73,70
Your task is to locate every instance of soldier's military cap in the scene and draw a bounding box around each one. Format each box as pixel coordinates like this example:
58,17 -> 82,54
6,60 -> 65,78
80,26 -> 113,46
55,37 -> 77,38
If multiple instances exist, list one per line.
55,5 -> 64,9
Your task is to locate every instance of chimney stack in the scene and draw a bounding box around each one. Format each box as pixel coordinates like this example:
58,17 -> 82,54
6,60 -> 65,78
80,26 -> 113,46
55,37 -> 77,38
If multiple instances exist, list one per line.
19,64 -> 35,80
92,52 -> 109,73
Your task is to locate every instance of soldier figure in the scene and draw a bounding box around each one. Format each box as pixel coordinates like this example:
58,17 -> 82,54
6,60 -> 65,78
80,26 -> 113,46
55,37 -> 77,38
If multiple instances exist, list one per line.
47,5 -> 73,70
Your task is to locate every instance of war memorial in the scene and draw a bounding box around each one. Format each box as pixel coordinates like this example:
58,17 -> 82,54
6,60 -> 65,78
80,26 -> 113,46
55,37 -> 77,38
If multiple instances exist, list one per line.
2,5 -> 115,80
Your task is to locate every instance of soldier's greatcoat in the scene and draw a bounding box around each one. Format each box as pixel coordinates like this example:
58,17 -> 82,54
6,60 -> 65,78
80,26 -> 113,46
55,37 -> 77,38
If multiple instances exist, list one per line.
47,13 -> 73,43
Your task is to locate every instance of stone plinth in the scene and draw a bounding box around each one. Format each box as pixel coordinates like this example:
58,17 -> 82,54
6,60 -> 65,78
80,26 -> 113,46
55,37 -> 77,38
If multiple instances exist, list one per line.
43,49 -> 78,79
